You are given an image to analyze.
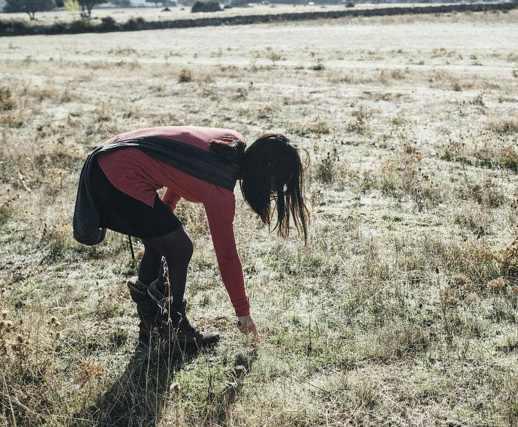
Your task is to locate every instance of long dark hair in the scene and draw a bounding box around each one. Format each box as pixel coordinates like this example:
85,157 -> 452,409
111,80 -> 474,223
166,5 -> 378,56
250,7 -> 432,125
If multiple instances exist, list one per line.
240,134 -> 309,243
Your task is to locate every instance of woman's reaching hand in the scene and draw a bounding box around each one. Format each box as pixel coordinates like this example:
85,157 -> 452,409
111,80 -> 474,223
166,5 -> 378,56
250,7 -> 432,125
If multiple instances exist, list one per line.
237,315 -> 259,341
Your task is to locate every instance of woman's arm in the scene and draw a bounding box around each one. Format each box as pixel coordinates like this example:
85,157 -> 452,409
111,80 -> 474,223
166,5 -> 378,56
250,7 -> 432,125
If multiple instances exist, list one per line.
204,190 -> 250,317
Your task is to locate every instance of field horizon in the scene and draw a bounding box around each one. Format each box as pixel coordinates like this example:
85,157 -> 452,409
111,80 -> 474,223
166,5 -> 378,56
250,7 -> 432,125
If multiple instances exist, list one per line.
1,10 -> 517,426
2,2 -> 517,36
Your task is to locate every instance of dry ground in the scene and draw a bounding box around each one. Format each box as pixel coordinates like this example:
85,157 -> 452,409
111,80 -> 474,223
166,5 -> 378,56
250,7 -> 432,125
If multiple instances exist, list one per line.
1,9 -> 518,426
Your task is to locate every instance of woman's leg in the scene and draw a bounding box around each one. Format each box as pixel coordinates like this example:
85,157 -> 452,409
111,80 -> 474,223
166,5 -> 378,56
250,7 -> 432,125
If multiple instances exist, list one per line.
143,227 -> 193,310
128,232 -> 191,349
138,243 -> 162,286
143,228 -> 219,345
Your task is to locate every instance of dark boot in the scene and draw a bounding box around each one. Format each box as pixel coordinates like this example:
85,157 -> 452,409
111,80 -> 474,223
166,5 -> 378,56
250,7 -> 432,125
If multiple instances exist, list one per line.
166,299 -> 220,347
127,279 -> 161,350
146,280 -> 220,347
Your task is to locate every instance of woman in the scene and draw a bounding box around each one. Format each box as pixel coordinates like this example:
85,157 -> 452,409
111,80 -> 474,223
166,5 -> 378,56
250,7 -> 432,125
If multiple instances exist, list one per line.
73,126 -> 309,349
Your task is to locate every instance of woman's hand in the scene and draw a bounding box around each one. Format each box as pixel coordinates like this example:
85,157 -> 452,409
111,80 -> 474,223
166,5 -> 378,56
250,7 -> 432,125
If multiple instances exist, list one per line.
237,315 -> 259,341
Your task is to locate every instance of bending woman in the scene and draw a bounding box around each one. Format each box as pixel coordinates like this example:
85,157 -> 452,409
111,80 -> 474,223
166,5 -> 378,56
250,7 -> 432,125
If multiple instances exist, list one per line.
73,126 -> 308,349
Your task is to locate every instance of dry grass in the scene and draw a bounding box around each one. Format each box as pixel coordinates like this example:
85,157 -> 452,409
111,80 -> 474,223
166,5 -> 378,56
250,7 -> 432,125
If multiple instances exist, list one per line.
346,106 -> 373,135
178,68 -> 193,83
0,87 -> 15,111
440,129 -> 518,172
1,10 -> 518,427
488,113 -> 518,135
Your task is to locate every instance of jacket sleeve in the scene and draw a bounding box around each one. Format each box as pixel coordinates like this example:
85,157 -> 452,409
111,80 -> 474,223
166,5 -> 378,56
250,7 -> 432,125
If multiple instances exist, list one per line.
204,189 -> 250,317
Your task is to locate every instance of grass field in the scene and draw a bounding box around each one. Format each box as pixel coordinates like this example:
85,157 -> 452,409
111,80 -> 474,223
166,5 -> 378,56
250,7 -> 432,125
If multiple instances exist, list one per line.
1,9 -> 518,426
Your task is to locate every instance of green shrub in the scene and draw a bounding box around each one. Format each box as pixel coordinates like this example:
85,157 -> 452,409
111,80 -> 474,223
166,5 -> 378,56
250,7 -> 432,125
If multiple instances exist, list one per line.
0,20 -> 28,36
69,19 -> 94,33
191,0 -> 222,13
123,17 -> 146,31
100,16 -> 117,30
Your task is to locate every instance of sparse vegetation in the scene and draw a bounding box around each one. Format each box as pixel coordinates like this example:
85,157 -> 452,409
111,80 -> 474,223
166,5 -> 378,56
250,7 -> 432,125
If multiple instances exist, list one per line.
178,68 -> 193,83
288,117 -> 331,136
0,87 -> 15,111
315,148 -> 339,184
487,113 -> 518,135
346,106 -> 372,134
440,130 -> 518,172
309,61 -> 325,71
1,9 -> 518,427
0,199 -> 14,225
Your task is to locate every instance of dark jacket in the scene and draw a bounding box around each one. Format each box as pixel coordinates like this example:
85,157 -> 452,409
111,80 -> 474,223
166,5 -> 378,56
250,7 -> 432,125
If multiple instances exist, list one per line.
73,136 -> 244,245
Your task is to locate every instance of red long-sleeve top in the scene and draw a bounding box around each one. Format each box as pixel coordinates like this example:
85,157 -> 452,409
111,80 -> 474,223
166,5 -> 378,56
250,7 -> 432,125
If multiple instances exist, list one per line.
97,126 -> 249,316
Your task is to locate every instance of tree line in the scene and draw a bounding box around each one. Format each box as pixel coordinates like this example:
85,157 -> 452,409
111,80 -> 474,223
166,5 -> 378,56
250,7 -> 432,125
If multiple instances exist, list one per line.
3,0 -> 175,20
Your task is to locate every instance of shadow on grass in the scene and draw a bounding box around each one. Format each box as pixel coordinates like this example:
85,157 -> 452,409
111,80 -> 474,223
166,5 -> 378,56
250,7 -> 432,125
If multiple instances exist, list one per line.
75,338 -> 258,426
75,339 -> 205,427
208,348 -> 258,425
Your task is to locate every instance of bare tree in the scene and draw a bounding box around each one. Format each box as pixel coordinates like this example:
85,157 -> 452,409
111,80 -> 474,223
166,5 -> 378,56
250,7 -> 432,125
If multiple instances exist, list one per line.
78,0 -> 105,17
4,0 -> 55,20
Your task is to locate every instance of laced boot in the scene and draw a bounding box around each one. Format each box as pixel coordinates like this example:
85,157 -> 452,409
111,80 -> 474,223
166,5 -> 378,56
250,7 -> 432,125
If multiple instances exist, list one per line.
167,299 -> 220,347
127,279 -> 161,350
147,280 -> 220,347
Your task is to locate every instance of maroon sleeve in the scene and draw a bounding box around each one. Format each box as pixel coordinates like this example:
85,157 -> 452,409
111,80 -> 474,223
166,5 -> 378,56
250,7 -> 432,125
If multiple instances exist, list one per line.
204,190 -> 250,317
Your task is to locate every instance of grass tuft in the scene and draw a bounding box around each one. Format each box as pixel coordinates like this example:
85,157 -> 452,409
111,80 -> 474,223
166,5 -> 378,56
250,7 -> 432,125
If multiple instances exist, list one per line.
178,68 -> 193,83
488,114 -> 518,134
346,107 -> 372,134
0,87 -> 15,111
